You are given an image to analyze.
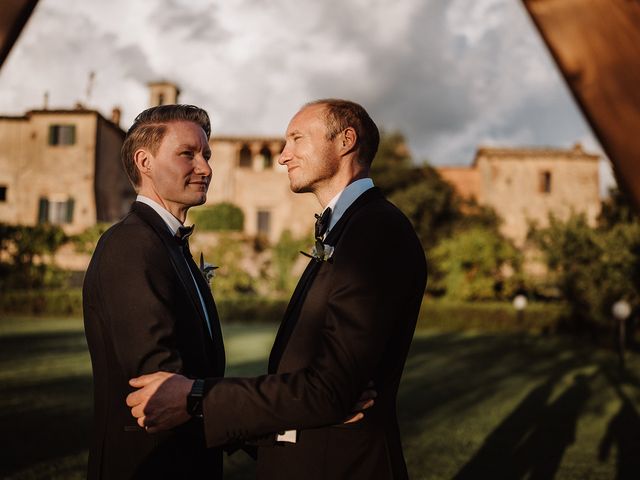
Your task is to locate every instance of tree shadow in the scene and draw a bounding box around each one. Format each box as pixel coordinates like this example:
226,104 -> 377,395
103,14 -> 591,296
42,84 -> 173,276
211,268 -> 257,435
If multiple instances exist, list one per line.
598,366 -> 640,480
454,372 -> 592,479
399,332 -> 594,434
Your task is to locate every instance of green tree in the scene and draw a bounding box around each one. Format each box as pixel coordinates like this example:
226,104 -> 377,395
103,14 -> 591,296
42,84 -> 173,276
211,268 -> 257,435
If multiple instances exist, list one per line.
430,226 -> 522,300
371,131 -> 466,248
598,186 -> 638,229
0,223 -> 68,289
529,212 -> 640,328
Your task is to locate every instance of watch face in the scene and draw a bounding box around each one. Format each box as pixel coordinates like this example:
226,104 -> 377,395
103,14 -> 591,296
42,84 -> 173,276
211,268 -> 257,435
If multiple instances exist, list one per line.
187,379 -> 205,417
188,398 -> 203,417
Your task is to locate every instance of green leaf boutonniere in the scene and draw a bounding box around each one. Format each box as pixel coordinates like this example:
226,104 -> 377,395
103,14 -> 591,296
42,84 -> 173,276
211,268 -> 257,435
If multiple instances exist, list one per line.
301,241 -> 335,263
199,252 -> 219,284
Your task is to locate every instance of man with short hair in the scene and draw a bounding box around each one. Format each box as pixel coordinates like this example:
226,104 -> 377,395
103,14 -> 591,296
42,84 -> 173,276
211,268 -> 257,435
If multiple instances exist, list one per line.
128,99 -> 427,479
83,104 -> 225,479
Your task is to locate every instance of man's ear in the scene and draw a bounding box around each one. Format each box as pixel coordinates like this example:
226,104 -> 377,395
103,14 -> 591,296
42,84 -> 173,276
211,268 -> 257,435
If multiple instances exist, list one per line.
340,127 -> 357,156
134,148 -> 152,178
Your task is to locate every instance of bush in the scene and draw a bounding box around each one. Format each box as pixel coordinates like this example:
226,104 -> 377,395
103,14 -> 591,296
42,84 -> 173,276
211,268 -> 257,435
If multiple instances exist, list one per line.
72,223 -> 111,254
201,233 -> 257,296
190,203 -> 244,231
271,230 -> 310,295
429,226 -> 522,301
0,223 -> 69,289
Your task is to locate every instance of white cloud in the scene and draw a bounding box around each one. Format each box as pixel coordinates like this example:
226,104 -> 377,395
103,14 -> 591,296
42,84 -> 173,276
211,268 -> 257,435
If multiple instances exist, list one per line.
0,0 -> 594,167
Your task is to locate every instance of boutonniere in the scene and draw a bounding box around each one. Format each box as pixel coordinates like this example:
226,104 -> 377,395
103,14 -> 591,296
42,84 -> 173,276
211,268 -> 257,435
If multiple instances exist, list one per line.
199,252 -> 219,284
301,240 -> 335,262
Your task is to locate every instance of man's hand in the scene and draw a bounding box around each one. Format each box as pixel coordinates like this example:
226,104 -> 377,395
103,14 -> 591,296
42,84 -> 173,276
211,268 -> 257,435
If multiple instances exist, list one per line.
343,382 -> 377,424
126,372 -> 194,433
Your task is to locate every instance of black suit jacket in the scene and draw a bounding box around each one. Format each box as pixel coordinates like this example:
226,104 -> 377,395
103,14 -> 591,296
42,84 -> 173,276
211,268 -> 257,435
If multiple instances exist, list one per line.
201,188 -> 427,479
83,201 -> 225,479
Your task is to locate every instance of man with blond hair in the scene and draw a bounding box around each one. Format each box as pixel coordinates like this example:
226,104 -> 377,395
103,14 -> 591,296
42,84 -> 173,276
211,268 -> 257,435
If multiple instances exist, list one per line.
83,104 -> 225,479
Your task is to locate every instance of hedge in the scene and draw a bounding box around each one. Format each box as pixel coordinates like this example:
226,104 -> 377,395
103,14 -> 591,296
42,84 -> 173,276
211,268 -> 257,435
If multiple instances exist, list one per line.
189,203 -> 244,231
0,289 -> 288,322
418,300 -> 567,334
0,290 -> 566,334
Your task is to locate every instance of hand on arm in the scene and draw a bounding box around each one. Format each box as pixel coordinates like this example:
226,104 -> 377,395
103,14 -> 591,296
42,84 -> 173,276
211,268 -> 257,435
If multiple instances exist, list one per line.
127,372 -> 194,433
343,381 -> 377,424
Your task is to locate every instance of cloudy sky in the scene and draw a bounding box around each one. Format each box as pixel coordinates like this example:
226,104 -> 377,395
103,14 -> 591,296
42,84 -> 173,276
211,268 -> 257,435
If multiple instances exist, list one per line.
0,0 -> 614,188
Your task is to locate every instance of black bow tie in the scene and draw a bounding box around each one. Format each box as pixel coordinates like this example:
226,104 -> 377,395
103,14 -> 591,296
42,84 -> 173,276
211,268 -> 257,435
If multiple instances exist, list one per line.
175,225 -> 195,245
314,208 -> 332,239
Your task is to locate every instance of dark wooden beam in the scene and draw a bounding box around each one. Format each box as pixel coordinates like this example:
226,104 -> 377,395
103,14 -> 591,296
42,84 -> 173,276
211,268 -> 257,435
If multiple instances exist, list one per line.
522,0 -> 640,208
0,0 -> 39,69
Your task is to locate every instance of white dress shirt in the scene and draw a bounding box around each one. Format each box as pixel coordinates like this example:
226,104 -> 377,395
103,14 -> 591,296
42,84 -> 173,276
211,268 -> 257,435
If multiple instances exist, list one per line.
136,195 -> 213,338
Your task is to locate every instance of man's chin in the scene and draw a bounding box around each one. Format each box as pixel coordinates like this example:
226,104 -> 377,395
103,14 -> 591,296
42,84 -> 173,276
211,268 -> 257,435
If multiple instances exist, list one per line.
188,193 -> 208,206
289,183 -> 311,194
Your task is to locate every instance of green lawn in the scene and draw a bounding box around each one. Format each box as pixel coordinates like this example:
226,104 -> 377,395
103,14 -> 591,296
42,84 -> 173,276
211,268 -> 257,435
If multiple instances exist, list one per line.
0,315 -> 639,479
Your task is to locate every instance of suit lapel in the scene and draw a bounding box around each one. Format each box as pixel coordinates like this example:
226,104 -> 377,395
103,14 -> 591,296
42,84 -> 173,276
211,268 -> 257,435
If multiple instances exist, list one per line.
268,188 -> 383,373
268,259 -> 322,372
132,202 -> 222,371
186,254 -> 226,374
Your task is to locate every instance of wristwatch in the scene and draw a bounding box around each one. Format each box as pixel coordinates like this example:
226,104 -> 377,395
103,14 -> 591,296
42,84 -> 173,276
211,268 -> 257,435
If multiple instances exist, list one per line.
187,378 -> 205,418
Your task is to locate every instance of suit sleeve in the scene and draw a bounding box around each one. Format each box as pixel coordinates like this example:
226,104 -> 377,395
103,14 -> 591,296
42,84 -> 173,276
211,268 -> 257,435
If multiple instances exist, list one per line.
201,207 -> 427,446
93,224 -> 185,379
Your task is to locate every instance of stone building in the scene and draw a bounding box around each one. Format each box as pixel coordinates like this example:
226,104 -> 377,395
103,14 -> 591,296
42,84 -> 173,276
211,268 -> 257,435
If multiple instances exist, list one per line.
2,81 -> 599,248
438,144 -> 601,244
0,107 -> 134,234
0,82 -> 319,243
203,135 -> 318,242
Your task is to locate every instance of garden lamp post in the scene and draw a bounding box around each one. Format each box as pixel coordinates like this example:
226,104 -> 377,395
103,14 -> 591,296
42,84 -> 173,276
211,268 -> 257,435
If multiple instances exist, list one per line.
513,294 -> 528,326
612,300 -> 631,370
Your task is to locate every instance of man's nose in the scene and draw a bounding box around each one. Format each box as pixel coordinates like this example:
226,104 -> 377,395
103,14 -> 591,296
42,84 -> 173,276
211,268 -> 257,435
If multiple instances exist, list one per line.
195,154 -> 212,177
278,146 -> 292,165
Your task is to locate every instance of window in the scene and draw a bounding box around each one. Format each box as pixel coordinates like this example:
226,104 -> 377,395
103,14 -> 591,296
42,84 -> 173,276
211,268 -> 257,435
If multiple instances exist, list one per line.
48,125 -> 76,146
260,146 -> 273,169
157,93 -> 165,105
0,186 -> 6,202
539,171 -> 552,193
239,144 -> 252,168
257,210 -> 271,237
38,197 -> 74,224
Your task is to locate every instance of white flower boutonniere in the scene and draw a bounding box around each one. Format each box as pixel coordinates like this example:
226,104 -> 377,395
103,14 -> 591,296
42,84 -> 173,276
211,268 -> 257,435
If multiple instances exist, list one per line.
199,252 -> 219,284
301,240 -> 335,262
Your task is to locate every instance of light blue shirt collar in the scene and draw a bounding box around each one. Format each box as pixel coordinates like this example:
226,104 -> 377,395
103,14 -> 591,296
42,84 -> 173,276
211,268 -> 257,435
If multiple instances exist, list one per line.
324,178 -> 374,235
136,195 -> 183,235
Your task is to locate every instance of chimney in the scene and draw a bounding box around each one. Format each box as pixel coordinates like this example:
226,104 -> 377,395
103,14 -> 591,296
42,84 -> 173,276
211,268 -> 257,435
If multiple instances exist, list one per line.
111,106 -> 121,126
148,81 -> 180,107
43,91 -> 49,110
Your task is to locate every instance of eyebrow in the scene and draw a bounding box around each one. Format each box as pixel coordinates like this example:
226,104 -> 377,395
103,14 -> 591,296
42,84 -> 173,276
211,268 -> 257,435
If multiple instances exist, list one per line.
286,130 -> 302,138
177,144 -> 211,156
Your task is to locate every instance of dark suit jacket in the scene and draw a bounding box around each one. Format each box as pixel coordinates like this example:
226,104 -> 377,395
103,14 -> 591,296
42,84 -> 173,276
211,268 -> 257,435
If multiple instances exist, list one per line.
83,201 -> 225,480
201,187 -> 427,479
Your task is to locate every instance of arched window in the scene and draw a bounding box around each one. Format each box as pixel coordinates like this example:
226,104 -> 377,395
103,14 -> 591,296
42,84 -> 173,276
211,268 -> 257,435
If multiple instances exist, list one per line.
239,144 -> 252,168
260,146 -> 273,169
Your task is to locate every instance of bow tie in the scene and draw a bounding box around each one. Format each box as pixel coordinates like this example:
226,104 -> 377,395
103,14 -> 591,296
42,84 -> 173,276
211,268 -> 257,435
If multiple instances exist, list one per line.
175,225 -> 195,245
314,208 -> 332,240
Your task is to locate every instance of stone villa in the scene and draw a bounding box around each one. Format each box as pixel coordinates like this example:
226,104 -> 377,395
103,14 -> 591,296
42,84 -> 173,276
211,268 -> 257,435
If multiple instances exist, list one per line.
0,82 -> 600,247
439,145 -> 601,244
